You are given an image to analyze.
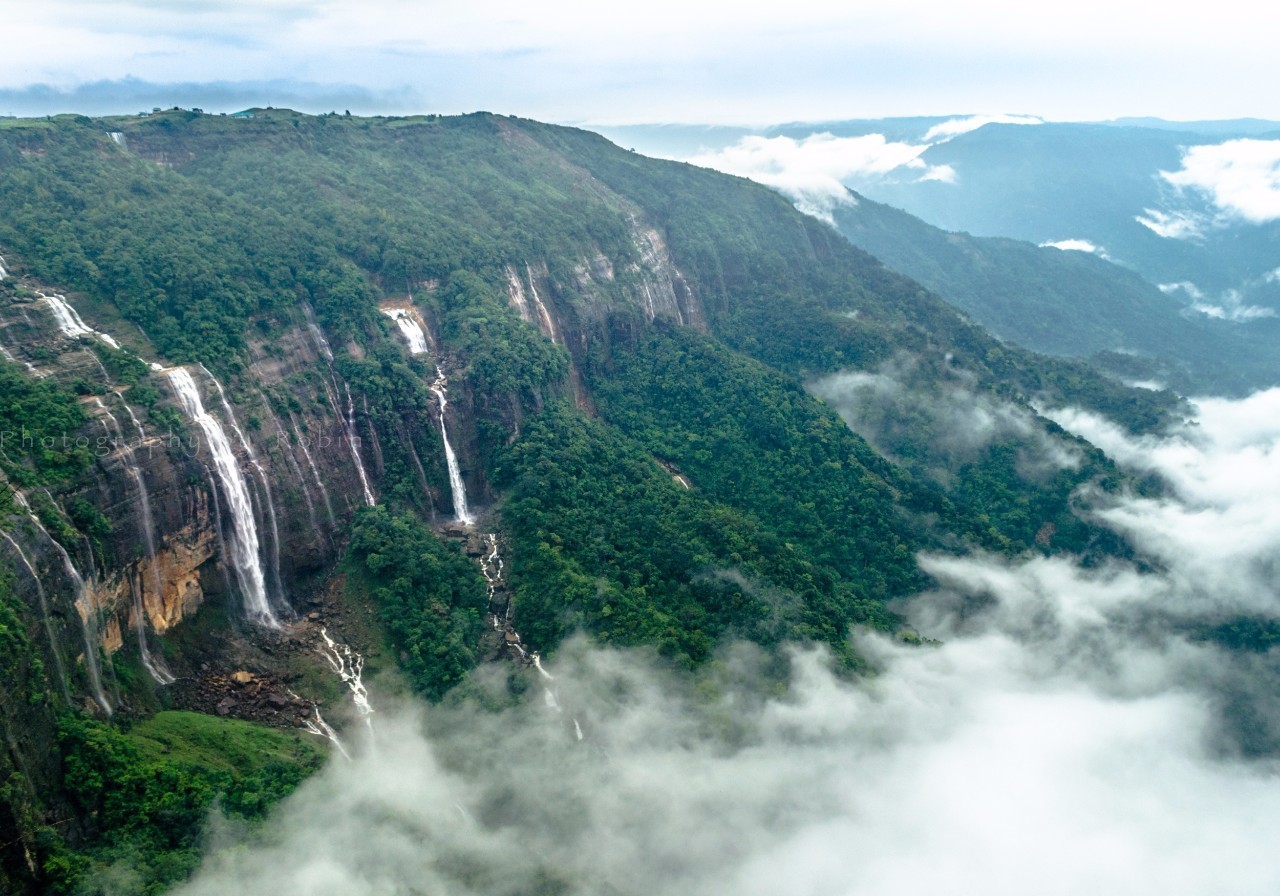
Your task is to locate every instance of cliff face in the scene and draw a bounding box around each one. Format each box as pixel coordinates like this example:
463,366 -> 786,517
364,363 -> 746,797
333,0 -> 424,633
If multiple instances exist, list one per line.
0,109 -> 1179,894
0,186 -> 707,711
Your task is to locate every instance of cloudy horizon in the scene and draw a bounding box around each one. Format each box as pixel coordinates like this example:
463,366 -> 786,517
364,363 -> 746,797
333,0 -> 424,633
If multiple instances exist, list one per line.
5,1 -> 1280,125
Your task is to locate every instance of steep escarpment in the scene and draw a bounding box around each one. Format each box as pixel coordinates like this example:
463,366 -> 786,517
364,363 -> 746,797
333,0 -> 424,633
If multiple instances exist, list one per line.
0,109 -> 1178,895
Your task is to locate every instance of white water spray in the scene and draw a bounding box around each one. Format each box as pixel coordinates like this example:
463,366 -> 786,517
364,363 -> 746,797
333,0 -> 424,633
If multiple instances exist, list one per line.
108,132 -> 125,147
381,308 -> 429,355
40,294 -> 120,348
428,367 -> 473,525
167,367 -> 280,627
0,253 -> 7,280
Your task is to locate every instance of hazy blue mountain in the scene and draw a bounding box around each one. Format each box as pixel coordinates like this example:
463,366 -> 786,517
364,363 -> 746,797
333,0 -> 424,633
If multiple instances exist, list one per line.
832,189 -> 1280,394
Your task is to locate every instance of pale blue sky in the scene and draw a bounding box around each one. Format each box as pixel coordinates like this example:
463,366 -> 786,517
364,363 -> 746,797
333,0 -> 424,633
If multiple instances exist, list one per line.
3,0 -> 1276,124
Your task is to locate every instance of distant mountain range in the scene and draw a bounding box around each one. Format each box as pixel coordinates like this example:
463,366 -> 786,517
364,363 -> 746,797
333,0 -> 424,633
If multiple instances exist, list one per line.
598,116 -> 1280,394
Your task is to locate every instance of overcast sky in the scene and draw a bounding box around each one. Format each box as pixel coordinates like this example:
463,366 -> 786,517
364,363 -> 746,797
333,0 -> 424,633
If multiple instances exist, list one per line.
3,0 -> 1278,124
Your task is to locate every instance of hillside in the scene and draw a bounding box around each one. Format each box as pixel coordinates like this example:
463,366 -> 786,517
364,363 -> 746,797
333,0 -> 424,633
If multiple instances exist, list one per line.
831,190 -> 1277,393
0,109 -> 1176,894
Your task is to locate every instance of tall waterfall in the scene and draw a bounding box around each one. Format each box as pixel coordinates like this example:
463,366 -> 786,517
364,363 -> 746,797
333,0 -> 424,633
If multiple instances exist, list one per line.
343,385 -> 377,507
290,414 -> 337,527
41,294 -> 120,348
0,253 -> 7,279
201,366 -> 288,607
167,367 -> 282,627
0,531 -> 71,702
526,265 -> 560,343
95,398 -> 175,684
300,302 -> 376,506
10,492 -> 112,714
381,308 -> 429,355
428,367 -> 473,525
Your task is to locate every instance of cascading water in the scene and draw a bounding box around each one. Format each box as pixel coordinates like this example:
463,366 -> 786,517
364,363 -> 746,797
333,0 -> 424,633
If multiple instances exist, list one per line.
46,530 -> 111,714
299,303 -> 376,507
525,265 -> 560,343
428,367 -> 473,525
302,705 -> 351,761
381,308 -> 429,355
290,414 -> 337,527
166,367 -> 281,627
480,534 -> 505,612
317,628 -> 375,734
95,398 -> 175,684
0,530 -> 71,702
41,293 -> 120,348
201,366 -> 288,607
258,399 -> 320,537
10,491 -> 112,714
0,253 -> 7,279
343,384 -> 377,507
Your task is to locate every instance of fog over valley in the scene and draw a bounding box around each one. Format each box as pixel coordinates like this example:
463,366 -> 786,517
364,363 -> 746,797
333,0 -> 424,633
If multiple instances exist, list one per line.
173,390 -> 1280,896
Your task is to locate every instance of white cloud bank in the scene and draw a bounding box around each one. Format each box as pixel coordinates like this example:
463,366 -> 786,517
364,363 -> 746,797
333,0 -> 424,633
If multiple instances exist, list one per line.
1161,139 -> 1280,224
687,133 -> 951,223
921,113 -> 1044,142
163,388 -> 1280,896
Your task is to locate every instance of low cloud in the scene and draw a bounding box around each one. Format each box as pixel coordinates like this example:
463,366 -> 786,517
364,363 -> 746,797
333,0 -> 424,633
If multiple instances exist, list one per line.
687,133 -> 952,223
1161,139 -> 1280,224
1158,281 -> 1206,299
167,391 -> 1280,896
809,361 -> 1081,479
1050,389 -> 1280,613
1135,207 -> 1208,240
921,113 -> 1043,143
1039,238 -> 1113,260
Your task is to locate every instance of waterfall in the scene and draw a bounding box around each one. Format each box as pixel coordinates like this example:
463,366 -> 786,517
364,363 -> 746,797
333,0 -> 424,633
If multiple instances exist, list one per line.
108,132 -> 125,147
301,302 -> 334,362
318,628 -> 374,734
299,303 -> 375,507
428,367 -> 473,525
0,531 -> 71,702
525,265 -> 560,343
95,399 -> 174,684
290,415 -> 337,527
10,491 -> 112,714
259,399 -> 321,541
480,533 -> 507,616
0,253 -> 7,279
302,705 -> 351,761
342,385 -> 377,507
41,294 -> 120,348
381,308 -> 429,355
50,534 -> 112,715
166,367 -> 281,627
201,366 -> 288,608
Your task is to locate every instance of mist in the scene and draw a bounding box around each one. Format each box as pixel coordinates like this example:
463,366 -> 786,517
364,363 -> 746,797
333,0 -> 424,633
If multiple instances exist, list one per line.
173,391 -> 1280,896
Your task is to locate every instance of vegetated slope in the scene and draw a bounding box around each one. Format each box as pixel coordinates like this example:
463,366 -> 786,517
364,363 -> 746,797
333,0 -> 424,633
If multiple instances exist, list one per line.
0,109 -> 1180,894
831,190 -> 1277,393
851,122 -> 1280,328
